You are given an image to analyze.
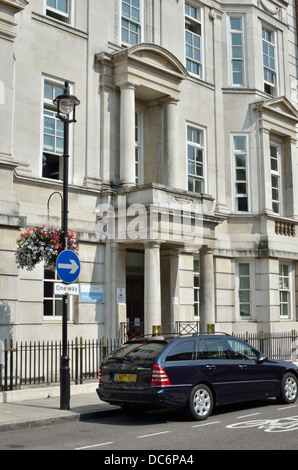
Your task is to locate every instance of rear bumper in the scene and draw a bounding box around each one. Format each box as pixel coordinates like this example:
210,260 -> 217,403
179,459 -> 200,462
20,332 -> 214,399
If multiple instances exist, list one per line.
96,385 -> 190,409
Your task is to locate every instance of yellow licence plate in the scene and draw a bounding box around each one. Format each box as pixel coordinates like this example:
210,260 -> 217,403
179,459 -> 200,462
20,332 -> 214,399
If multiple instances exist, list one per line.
114,373 -> 137,383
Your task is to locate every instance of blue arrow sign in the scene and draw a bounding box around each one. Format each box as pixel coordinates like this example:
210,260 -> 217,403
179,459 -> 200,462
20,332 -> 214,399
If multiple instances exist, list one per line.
56,250 -> 80,284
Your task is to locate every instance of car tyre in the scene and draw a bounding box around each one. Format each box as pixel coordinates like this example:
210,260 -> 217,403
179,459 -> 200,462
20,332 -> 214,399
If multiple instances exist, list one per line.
278,372 -> 298,404
187,384 -> 214,421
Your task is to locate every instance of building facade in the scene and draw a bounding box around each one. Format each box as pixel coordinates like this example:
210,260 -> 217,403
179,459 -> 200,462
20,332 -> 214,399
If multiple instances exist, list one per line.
0,0 -> 298,344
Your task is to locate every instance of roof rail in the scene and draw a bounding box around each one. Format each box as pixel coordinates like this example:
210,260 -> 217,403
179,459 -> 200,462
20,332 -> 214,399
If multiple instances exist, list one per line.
128,331 -> 230,341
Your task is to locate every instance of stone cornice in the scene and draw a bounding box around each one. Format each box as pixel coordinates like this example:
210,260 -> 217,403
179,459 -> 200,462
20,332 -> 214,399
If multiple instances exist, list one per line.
0,0 -> 28,41
0,0 -> 28,13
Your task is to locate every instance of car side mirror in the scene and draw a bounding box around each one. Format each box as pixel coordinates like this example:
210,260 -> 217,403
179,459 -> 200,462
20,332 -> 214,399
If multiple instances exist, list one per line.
257,354 -> 267,363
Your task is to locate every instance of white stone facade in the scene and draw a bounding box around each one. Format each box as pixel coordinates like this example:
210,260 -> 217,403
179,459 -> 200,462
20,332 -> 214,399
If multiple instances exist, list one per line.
0,0 -> 298,343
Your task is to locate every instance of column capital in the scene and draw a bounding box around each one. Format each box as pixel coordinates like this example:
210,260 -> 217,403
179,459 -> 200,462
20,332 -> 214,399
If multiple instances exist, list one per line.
159,95 -> 179,106
118,81 -> 136,91
144,240 -> 161,250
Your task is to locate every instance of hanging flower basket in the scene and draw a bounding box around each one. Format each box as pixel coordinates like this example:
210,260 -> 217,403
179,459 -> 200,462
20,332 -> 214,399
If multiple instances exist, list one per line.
15,225 -> 78,271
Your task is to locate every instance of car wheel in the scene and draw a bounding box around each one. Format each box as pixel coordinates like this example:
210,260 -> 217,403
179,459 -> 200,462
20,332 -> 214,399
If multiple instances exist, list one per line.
278,373 -> 298,404
188,384 -> 214,421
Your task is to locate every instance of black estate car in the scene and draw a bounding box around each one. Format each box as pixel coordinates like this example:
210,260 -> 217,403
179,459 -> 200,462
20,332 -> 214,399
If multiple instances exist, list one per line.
96,333 -> 298,420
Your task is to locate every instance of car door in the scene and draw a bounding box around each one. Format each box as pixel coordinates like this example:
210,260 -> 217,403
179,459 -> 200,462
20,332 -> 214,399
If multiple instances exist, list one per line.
225,338 -> 280,398
198,337 -> 244,403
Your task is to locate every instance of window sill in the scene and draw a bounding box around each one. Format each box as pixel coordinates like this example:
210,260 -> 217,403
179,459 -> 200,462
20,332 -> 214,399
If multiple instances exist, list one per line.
32,12 -> 88,39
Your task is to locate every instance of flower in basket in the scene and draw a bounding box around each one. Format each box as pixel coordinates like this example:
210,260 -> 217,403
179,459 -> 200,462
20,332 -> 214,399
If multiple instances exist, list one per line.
15,225 -> 78,271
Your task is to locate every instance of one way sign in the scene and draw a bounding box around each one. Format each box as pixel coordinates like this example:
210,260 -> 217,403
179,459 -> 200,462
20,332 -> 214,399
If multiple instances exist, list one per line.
56,250 -> 80,284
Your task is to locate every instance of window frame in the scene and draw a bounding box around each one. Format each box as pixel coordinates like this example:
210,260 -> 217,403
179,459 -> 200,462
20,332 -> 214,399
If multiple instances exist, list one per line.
41,76 -> 75,182
43,269 -> 63,318
235,260 -> 255,320
45,0 -> 75,24
135,108 -> 144,185
186,123 -> 207,194
270,141 -> 282,215
165,340 -> 196,362
193,257 -> 200,317
227,14 -> 247,87
43,268 -> 75,320
231,133 -> 250,213
121,0 -> 143,46
279,261 -> 293,319
184,1 -> 204,79
262,24 -> 278,96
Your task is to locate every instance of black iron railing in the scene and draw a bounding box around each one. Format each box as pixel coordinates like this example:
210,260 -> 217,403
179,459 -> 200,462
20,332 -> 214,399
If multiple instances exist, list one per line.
0,337 -> 120,392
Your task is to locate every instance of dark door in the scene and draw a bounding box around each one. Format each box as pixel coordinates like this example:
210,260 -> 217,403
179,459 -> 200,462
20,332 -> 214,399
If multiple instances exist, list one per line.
126,251 -> 144,338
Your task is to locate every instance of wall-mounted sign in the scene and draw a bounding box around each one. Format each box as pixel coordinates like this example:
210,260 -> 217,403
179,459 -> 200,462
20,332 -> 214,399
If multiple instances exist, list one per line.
117,288 -> 126,304
80,285 -> 104,303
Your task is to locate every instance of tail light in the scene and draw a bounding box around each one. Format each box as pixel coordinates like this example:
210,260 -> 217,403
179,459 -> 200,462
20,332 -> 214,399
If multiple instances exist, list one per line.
151,364 -> 171,387
98,364 -> 103,384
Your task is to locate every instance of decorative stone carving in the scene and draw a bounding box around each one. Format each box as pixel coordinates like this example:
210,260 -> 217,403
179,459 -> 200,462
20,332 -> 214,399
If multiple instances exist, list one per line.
257,0 -> 280,15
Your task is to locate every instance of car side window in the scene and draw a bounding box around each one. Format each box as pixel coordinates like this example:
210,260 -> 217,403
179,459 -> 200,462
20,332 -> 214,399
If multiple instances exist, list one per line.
227,338 -> 258,361
197,339 -> 210,359
204,338 -> 230,360
165,340 -> 196,362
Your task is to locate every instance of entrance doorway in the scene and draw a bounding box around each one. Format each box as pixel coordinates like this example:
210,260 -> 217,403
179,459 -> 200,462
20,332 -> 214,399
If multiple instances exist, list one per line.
126,251 -> 144,338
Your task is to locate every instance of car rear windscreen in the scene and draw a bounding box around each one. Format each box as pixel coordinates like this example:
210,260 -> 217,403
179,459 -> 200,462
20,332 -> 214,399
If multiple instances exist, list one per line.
107,341 -> 167,362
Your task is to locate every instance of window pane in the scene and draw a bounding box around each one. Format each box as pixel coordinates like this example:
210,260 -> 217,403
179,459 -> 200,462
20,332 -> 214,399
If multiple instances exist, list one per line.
234,137 -> 246,151
239,263 -> 249,276
44,300 -> 53,316
44,117 -> 55,135
55,299 -> 63,316
47,0 -> 56,9
230,18 -> 241,30
166,341 -> 195,362
240,303 -> 250,317
238,197 -> 248,211
58,0 -> 67,13
44,135 -> 54,152
236,155 -> 246,167
205,339 -> 229,359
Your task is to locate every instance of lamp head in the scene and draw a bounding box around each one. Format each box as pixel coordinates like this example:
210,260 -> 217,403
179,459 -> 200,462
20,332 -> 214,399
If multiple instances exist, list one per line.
53,81 -> 80,117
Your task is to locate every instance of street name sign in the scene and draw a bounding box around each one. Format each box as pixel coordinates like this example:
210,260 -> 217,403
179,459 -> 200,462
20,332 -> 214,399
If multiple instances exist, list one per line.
56,250 -> 80,283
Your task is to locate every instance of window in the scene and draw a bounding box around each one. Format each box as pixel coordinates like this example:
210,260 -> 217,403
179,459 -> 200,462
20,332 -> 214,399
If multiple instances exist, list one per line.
185,2 -> 203,77
187,125 -> 205,193
232,135 -> 249,212
43,270 -> 63,317
122,0 -> 141,45
166,340 -> 196,362
228,16 -> 246,86
262,26 -> 277,95
46,0 -> 71,23
227,338 -> 258,361
270,143 -> 281,214
236,262 -> 251,318
197,339 -> 210,359
279,263 -> 292,318
135,110 -> 143,184
204,338 -> 230,359
42,80 -> 65,180
193,257 -> 200,317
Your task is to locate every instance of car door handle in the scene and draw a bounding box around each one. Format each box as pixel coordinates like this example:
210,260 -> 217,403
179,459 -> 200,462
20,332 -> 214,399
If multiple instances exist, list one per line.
239,364 -> 247,369
206,365 -> 216,370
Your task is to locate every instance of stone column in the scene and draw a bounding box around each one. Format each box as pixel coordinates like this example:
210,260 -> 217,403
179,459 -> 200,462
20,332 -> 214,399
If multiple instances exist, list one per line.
200,248 -> 215,332
120,83 -> 136,186
144,242 -> 161,334
163,97 -> 180,189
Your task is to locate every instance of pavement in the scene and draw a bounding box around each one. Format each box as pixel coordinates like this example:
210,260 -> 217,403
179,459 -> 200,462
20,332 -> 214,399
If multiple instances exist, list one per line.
0,382 -> 114,432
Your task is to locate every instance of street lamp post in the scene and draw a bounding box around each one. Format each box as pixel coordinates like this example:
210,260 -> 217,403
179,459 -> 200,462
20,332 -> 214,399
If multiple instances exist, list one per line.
53,81 -> 80,410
